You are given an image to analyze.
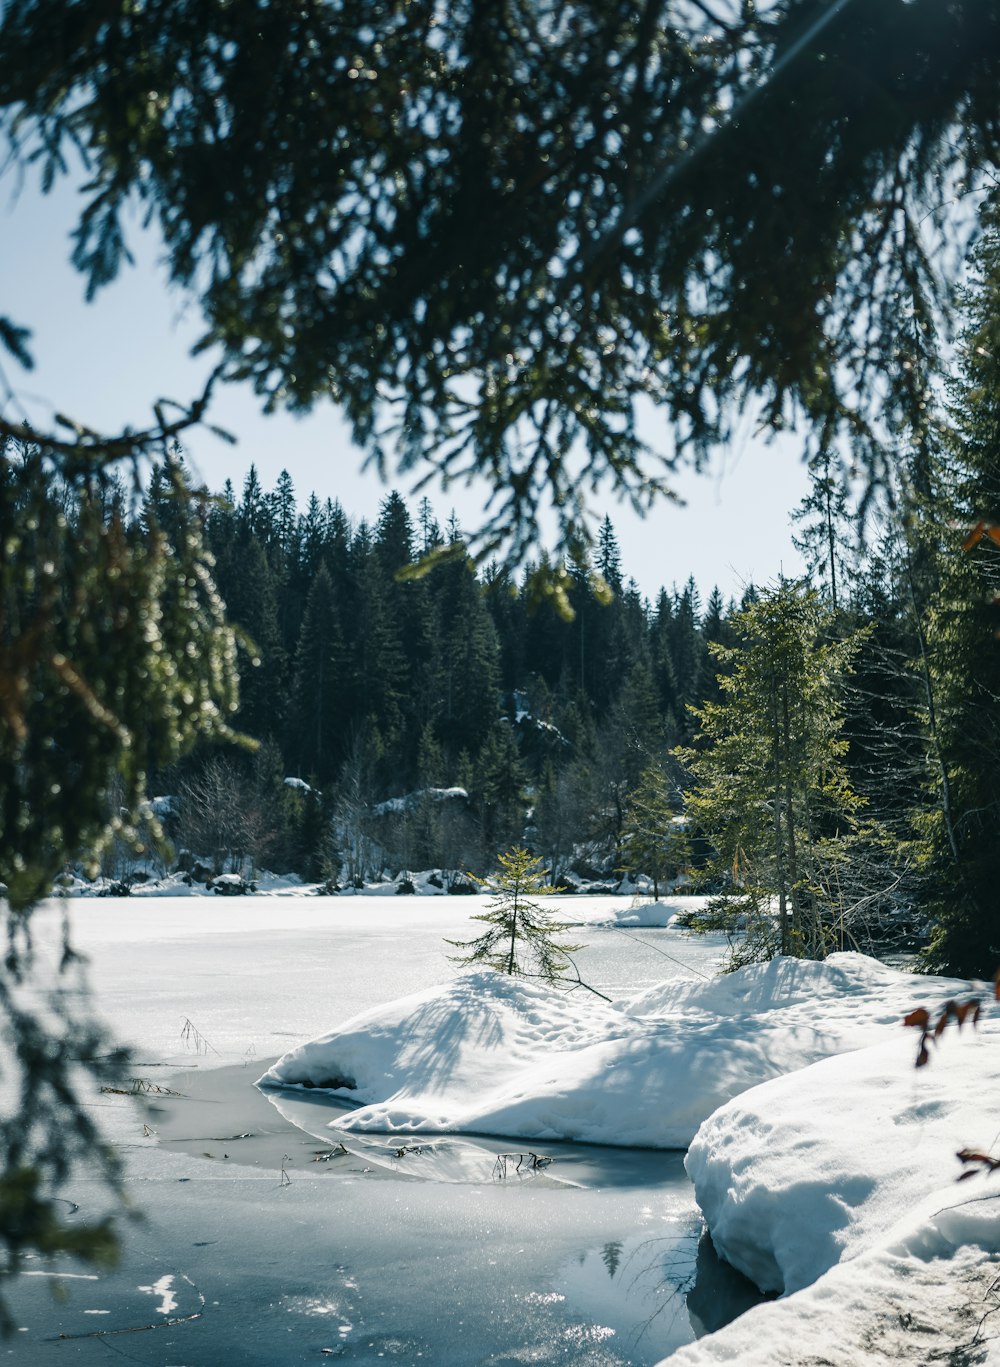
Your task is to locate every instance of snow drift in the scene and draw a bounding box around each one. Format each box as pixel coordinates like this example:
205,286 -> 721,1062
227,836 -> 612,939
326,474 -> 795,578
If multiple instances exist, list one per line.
257,952 -> 967,1151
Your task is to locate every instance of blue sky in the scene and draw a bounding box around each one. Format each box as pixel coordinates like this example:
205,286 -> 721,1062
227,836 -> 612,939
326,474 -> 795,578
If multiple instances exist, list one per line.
2,167 -> 809,602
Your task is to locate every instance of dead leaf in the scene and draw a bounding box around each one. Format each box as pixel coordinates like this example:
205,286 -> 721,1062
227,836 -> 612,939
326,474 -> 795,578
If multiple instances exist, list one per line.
903,1008 -> 930,1030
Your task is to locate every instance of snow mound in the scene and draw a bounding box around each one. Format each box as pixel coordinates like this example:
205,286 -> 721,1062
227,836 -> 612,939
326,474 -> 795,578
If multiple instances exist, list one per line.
666,1184 -> 1000,1365
257,971 -> 639,1142
686,1007 -> 996,1295
626,950 -> 922,1021
602,897 -> 713,928
257,955 -> 960,1150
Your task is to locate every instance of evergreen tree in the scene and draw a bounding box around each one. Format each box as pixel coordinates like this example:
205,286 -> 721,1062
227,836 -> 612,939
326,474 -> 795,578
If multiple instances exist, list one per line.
447,847 -> 581,984
596,515 -> 623,594
474,723 -> 528,857
679,582 -> 867,963
417,496 -> 442,557
411,724 -> 449,869
374,490 -> 415,577
334,728 -> 381,886
620,758 -> 686,898
322,499 -> 353,584
698,587 -> 736,705
296,785 -> 327,883
270,468 -> 298,565
286,564 -> 344,784
650,588 -> 681,737
344,522 -> 406,780
520,558 -> 576,698
791,449 -> 856,611
438,558 -> 501,763
660,579 -> 706,742
216,533 -> 286,739
237,464 -> 266,541
915,204 -> 1000,975
298,493 -> 327,582
0,439 -> 243,1303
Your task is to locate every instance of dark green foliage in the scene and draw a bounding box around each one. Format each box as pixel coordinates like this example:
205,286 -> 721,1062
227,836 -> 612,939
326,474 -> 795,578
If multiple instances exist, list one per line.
286,564 -> 344,784
678,582 -> 870,964
4,2 -> 999,568
620,758 -> 688,898
473,724 -> 529,857
1,446 -> 241,910
214,534 -> 285,738
168,468 -> 757,884
0,441 -> 242,1314
914,206 -> 1000,975
448,846 -> 582,983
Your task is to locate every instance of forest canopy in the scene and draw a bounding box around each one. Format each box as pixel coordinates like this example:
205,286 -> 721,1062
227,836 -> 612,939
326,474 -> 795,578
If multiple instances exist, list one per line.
2,1 -> 1000,559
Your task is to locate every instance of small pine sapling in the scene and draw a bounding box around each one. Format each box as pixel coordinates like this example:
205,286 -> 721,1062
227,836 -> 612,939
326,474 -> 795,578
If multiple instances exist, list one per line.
448,847 -> 584,985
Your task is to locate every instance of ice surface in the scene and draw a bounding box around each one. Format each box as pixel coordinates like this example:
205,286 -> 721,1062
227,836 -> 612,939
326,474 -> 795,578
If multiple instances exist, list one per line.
11,895 -> 734,1366
13,896 -> 1000,1364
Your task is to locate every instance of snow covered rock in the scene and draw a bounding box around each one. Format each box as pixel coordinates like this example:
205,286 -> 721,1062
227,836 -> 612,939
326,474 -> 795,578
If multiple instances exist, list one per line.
211,872 -> 257,894
686,1003 -> 996,1296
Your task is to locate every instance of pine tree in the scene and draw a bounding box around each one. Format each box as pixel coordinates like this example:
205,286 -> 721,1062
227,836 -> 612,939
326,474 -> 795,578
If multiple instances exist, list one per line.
237,464 -> 266,541
791,449 -> 856,611
216,533 -> 286,739
417,496 -> 442,557
447,847 -> 582,983
474,723 -> 528,856
679,582 -> 868,963
915,202 -> 1000,975
439,558 -> 501,762
661,579 -> 707,742
0,441 -> 245,1292
271,469 -> 298,563
344,521 -> 406,779
374,490 -> 414,577
596,515 -> 623,594
620,758 -> 686,898
590,663 -> 665,862
286,564 -> 344,783
411,724 -> 448,869
298,493 -> 327,582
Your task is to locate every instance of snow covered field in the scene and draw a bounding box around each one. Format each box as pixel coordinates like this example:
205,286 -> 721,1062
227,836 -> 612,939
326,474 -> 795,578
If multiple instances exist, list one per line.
9,895 -> 1000,1364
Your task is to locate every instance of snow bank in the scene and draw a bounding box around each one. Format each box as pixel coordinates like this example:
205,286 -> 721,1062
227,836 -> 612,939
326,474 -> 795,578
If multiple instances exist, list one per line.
258,953 -> 957,1151
596,896 -> 714,928
666,1184 -> 1000,1366
685,1009 -> 998,1295
665,966 -> 1000,1365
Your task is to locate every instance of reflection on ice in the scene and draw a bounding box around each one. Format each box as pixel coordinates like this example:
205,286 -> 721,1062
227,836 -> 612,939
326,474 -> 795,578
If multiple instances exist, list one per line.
261,1082 -> 581,1184
261,1081 -> 766,1363
558,1226 -> 764,1363
260,1082 -> 704,1189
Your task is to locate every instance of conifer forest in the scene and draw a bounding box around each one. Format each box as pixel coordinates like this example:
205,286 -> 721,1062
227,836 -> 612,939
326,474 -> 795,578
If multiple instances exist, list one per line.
41,198 -> 1000,985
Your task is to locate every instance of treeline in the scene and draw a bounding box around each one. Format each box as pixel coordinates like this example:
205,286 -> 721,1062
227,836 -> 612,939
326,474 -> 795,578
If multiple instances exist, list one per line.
142,465 -> 744,888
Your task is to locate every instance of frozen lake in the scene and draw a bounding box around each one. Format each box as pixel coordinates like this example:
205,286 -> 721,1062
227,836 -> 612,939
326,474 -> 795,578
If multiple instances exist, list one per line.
9,896 -> 760,1365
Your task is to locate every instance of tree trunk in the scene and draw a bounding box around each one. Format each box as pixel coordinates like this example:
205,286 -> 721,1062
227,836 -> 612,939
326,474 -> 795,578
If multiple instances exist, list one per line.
782,682 -> 804,955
